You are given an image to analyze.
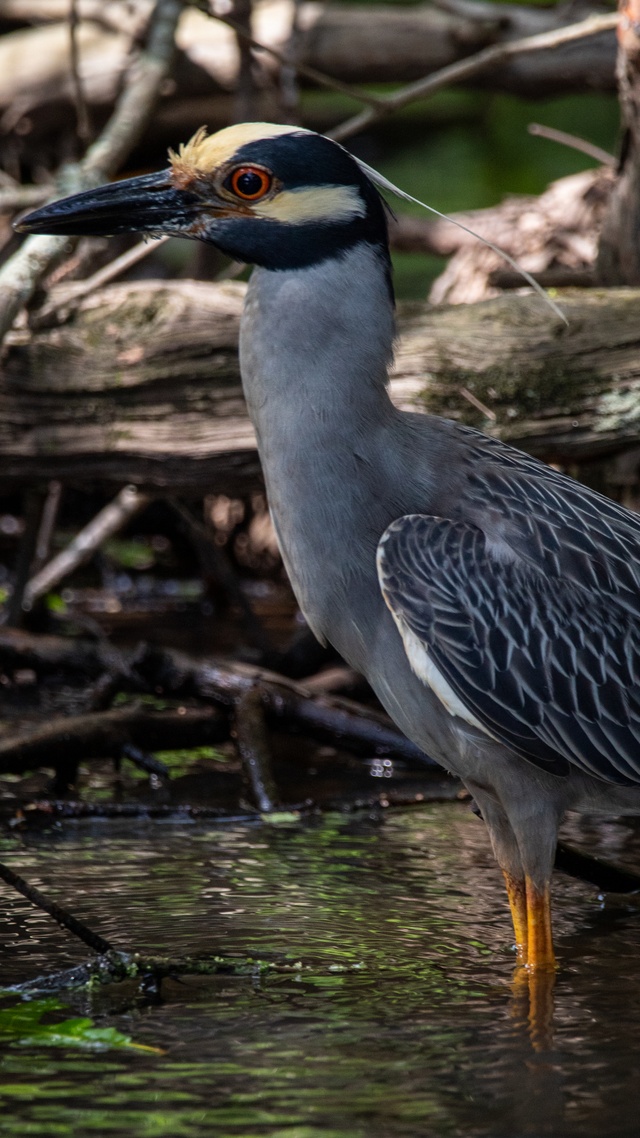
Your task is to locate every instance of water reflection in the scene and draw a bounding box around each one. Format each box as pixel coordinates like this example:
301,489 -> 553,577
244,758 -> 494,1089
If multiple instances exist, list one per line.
0,805 -> 639,1136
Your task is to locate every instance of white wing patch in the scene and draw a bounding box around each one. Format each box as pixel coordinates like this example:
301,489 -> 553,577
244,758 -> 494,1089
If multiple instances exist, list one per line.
376,537 -> 492,736
394,614 -> 490,734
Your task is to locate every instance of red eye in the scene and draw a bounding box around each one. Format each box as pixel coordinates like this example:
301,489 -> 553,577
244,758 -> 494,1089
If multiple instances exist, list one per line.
227,166 -> 272,201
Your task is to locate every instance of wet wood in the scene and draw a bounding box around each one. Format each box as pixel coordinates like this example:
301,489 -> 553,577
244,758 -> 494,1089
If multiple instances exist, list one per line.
234,687 -> 280,812
0,704 -> 228,776
0,627 -> 433,766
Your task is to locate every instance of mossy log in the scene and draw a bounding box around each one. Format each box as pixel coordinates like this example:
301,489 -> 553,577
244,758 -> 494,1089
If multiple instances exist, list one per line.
4,281 -> 640,500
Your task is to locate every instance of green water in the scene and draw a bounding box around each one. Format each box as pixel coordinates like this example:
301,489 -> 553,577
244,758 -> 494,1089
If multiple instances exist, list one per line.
1,806 -> 640,1136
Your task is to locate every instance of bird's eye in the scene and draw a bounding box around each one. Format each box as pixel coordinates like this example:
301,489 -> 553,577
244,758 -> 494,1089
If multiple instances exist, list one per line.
226,166 -> 272,201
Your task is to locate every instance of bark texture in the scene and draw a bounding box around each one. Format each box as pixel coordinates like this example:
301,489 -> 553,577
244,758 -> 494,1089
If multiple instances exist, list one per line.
4,279 -> 640,501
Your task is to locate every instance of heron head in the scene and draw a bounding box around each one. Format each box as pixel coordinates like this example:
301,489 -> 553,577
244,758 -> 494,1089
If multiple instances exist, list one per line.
17,123 -> 390,271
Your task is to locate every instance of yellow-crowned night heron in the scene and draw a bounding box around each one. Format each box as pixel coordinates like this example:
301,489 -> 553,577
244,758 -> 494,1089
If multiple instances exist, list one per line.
19,123 -> 640,972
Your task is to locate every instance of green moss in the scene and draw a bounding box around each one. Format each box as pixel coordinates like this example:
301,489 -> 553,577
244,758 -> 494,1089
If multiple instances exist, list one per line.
422,359 -> 607,428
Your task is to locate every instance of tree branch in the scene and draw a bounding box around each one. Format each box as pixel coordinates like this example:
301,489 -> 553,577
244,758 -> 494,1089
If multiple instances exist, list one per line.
0,0 -> 182,344
330,12 -> 618,142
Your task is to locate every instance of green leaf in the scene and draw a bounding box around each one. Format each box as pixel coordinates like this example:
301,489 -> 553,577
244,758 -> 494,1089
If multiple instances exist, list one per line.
0,998 -> 160,1053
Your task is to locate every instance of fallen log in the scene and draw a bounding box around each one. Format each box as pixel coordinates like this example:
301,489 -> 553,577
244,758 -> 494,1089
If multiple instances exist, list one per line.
4,279 -> 640,500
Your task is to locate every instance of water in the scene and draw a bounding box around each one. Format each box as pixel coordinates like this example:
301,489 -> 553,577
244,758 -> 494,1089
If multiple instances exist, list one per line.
1,805 -> 640,1137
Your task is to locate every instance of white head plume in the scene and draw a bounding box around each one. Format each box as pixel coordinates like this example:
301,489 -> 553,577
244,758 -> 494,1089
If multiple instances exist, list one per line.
355,157 -> 567,325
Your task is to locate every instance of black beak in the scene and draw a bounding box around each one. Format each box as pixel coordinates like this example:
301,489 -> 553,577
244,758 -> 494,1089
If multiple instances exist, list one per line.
16,170 -> 200,239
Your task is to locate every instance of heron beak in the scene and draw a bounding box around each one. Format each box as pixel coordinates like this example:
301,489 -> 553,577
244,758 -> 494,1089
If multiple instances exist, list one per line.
15,170 -> 201,239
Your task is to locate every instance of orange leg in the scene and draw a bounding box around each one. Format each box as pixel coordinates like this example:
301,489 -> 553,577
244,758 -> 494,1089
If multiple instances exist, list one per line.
503,870 -> 528,963
525,877 -> 556,972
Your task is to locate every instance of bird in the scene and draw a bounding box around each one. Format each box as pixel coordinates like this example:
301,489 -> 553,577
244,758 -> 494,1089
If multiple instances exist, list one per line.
18,121 -> 640,973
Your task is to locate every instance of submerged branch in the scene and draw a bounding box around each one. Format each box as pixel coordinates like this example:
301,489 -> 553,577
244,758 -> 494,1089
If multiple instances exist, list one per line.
0,704 -> 228,775
234,687 -> 280,812
0,860 -> 115,955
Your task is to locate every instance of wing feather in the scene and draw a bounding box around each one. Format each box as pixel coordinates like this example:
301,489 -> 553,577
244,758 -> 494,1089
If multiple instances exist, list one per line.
378,513 -> 640,786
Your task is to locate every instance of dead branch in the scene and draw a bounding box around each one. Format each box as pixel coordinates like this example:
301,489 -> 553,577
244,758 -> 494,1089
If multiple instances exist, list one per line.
0,859 -> 115,955
0,0 -> 618,166
0,704 -> 228,775
597,0 -> 640,283
330,11 -> 618,142
0,628 -> 432,766
527,122 -> 616,167
23,485 -> 152,609
4,278 -> 640,494
148,649 -> 433,764
0,0 -> 181,343
427,166 -> 614,305
8,946 -> 368,996
69,0 -> 93,146
0,625 -> 131,678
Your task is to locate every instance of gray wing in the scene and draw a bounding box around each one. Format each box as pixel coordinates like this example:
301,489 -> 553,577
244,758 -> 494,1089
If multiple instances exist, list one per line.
377,513 -> 640,785
454,425 -> 640,612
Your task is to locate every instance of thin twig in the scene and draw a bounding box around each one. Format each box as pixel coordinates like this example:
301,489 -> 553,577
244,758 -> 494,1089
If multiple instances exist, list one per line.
23,485 -> 151,609
8,802 -> 262,823
489,266 -> 596,290
32,481 -> 63,575
232,0 -> 258,123
0,185 -> 52,214
69,0 -> 92,146
43,235 -> 170,318
0,0 -> 182,344
459,386 -> 497,421
0,860 -> 115,956
555,842 -> 640,894
528,122 -> 616,166
213,9 -> 383,109
120,743 -> 170,779
279,0 -> 303,123
330,12 -> 618,142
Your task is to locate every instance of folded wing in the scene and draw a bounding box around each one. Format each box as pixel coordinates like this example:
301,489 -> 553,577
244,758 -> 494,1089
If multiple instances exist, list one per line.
377,512 -> 640,785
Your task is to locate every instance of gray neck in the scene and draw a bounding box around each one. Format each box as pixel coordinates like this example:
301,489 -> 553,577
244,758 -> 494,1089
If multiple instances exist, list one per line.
238,243 -> 404,655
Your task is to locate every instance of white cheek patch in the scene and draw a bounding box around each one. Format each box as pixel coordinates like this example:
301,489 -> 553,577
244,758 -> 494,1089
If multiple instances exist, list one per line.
252,185 -> 366,225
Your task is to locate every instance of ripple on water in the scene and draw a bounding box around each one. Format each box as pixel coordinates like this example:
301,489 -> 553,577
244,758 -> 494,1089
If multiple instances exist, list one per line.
1,805 -> 640,1137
